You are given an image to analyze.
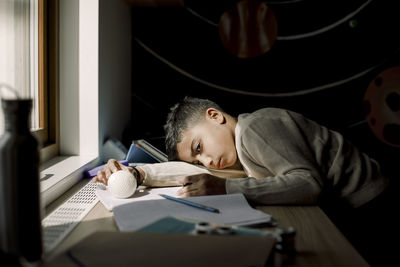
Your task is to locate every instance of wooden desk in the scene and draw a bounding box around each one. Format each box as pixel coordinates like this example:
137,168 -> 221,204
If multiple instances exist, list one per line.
44,184 -> 369,267
256,205 -> 369,267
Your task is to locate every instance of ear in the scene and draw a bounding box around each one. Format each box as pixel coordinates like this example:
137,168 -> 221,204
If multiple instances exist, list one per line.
206,108 -> 225,124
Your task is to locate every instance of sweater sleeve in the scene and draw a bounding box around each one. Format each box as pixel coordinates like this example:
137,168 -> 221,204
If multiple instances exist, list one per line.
139,161 -> 246,187
226,171 -> 322,204
227,110 -> 324,205
139,161 -> 212,187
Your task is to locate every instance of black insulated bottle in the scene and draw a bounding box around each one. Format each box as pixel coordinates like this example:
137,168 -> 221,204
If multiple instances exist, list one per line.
0,99 -> 42,263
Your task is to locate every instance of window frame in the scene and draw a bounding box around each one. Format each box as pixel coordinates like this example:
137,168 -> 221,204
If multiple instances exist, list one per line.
34,0 -> 59,163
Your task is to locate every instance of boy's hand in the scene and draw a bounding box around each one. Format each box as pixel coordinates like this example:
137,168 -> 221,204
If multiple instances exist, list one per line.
177,173 -> 226,197
92,159 -> 144,185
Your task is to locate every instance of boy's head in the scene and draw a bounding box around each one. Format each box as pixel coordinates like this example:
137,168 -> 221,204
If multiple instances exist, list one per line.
164,96 -> 238,169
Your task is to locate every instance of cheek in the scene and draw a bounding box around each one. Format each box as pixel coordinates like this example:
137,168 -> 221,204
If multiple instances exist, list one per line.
216,135 -> 237,164
211,133 -> 233,151
205,127 -> 237,162
226,145 -> 238,165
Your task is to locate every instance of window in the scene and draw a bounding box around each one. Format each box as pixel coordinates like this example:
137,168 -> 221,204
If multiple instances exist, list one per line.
1,0 -> 99,207
0,0 -> 34,129
0,0 -> 57,161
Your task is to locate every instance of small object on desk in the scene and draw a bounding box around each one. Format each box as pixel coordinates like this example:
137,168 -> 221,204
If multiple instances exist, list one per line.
160,194 -> 220,213
195,222 -> 213,234
182,182 -> 193,187
214,226 -> 235,235
274,227 -> 296,254
108,170 -> 137,199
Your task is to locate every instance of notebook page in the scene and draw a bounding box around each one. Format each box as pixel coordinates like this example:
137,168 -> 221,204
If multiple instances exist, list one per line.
113,193 -> 271,231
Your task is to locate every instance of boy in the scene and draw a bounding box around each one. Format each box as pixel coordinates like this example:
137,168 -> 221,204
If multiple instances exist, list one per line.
95,96 -> 388,208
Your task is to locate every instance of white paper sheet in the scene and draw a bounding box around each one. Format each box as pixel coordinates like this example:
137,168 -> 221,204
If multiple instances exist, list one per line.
95,183 -> 180,211
112,193 -> 272,232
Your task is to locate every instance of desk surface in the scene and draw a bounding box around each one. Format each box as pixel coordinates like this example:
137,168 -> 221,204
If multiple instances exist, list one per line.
44,185 -> 369,267
256,205 -> 369,267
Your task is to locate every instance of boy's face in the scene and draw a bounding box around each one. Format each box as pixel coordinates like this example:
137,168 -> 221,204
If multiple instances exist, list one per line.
176,109 -> 237,169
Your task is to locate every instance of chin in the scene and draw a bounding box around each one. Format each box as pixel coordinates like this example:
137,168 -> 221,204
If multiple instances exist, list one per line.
220,153 -> 237,169
221,160 -> 233,169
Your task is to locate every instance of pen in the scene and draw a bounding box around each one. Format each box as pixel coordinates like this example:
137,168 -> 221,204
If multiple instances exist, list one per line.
159,194 -> 220,213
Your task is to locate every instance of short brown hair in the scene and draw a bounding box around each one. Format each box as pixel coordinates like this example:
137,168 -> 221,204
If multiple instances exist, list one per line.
164,96 -> 224,160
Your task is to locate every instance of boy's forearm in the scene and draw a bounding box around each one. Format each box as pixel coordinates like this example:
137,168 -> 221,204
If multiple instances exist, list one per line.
226,172 -> 321,205
138,161 -> 211,187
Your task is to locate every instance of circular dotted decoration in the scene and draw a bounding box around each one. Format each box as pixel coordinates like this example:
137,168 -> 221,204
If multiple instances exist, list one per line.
364,66 -> 400,147
218,0 -> 278,58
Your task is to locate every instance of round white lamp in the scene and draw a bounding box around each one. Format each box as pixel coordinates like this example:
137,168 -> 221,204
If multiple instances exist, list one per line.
107,170 -> 137,198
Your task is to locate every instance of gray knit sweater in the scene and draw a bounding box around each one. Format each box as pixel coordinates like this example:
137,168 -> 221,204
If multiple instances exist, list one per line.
227,108 -> 388,207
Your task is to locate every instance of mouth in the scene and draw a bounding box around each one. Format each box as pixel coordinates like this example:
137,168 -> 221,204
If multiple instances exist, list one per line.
218,158 -> 223,169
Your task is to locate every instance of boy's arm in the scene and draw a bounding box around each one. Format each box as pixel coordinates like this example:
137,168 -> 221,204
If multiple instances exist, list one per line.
139,161 -> 212,187
92,159 -> 212,187
225,172 -> 322,205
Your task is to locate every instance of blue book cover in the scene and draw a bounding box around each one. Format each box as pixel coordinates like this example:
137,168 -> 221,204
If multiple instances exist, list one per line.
125,143 -> 162,164
125,139 -> 168,164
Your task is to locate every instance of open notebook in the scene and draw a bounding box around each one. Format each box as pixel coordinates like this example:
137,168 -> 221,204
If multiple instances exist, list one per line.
95,184 -> 272,231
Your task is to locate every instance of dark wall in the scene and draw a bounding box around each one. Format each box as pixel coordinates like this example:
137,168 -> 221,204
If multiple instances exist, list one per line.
125,0 -> 400,179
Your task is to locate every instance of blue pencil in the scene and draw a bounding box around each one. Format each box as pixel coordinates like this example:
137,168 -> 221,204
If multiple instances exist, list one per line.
159,194 -> 220,214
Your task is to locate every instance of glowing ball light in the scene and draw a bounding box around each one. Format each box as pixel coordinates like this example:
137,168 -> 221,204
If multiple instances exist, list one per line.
108,170 -> 137,198
363,66 -> 400,147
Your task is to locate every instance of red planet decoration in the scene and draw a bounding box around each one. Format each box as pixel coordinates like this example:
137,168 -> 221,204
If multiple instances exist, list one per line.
364,66 -> 400,147
218,0 -> 278,58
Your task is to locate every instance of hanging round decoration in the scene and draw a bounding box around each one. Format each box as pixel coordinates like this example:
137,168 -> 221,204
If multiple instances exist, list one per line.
363,66 -> 400,147
218,0 -> 278,58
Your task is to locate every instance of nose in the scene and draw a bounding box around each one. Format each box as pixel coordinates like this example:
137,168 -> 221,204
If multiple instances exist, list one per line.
199,155 -> 213,168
